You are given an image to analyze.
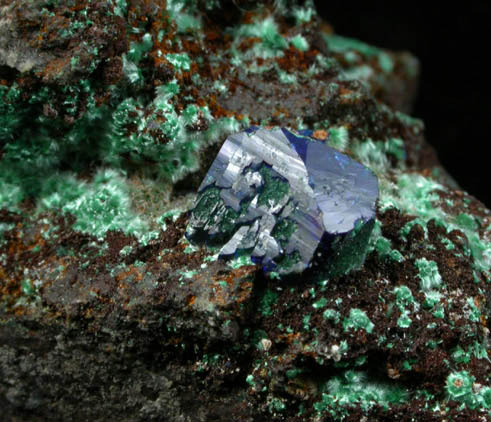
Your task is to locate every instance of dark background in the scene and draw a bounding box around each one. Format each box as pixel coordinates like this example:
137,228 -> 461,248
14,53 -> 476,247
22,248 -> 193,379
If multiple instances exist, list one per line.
314,1 -> 490,208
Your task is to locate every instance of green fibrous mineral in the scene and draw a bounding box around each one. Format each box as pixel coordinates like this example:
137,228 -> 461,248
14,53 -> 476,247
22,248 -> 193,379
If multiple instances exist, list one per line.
259,288 -> 279,317
343,309 -> 374,334
188,186 -> 239,243
326,219 -> 375,277
275,250 -> 302,273
322,33 -> 394,73
271,217 -> 298,249
415,258 -> 443,292
315,370 -> 408,419
257,165 -> 290,209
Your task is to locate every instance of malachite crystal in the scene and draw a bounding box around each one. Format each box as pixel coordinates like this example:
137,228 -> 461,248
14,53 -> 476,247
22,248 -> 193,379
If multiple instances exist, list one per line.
186,127 -> 379,275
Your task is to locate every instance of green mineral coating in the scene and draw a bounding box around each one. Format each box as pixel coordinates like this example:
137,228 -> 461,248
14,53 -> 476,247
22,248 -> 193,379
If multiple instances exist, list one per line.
290,34 -> 309,51
158,209 -> 183,229
0,182 -> 22,212
165,53 -> 191,72
423,290 -> 443,308
469,341 -> 489,360
457,213 -> 479,231
440,236 -> 455,250
322,33 -> 395,73
277,70 -> 297,84
340,65 -> 373,83
466,297 -> 481,322
343,309 -> 374,334
119,245 -> 133,256
183,243 -> 199,254
433,305 -> 445,319
313,297 -> 328,309
386,138 -> 406,162
251,329 -> 269,349
425,339 -> 441,350
286,368 -> 303,379
257,166 -> 290,208
234,16 -> 288,57
379,174 -> 441,216
0,56 -> 246,220
326,219 -> 375,277
374,235 -> 391,256
182,104 -> 200,125
302,314 -> 311,330
271,217 -> 298,249
274,250 -> 302,273
445,371 -> 491,409
259,289 -> 279,317
393,285 -> 415,309
122,55 -> 144,84
20,279 -> 36,296
269,397 -> 286,412
323,308 -> 341,322
452,346 -> 472,364
167,0 -> 202,33
402,360 -> 414,371
351,137 -> 406,179
395,111 -> 425,131
191,186 -> 239,241
388,249 -> 404,262
39,169 -> 147,239
179,269 -> 199,280
395,311 -> 413,328
201,353 -> 222,366
0,78 -> 207,215
227,252 -> 254,269
327,126 -> 349,151
292,5 -> 315,24
380,173 -> 490,277
351,139 -> 392,175
127,33 -> 153,63
354,356 -> 367,366
315,370 -> 408,418
415,258 -> 443,292
245,374 -> 256,387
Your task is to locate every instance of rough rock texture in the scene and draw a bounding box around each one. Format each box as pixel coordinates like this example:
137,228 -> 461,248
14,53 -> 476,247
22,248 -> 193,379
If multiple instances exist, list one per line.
0,1 -> 489,421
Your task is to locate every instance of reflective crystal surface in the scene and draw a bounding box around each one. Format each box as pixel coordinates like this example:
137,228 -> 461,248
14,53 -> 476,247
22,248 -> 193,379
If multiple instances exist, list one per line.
186,127 -> 379,275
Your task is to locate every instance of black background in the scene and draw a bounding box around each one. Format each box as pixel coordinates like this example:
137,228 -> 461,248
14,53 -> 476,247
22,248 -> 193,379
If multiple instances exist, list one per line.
314,1 -> 490,208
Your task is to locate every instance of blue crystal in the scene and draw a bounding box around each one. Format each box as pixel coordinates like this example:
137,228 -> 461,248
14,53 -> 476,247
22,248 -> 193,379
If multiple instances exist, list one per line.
186,127 -> 379,275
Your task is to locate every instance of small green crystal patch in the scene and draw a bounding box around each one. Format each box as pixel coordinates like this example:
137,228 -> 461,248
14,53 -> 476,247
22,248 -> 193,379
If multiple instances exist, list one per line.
257,165 -> 290,209
315,370 -> 408,419
271,217 -> 298,249
190,186 -> 239,243
343,308 -> 374,334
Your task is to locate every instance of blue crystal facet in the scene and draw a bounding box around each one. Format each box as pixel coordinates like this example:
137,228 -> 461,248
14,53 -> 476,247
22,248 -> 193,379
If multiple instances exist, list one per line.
186,127 -> 379,275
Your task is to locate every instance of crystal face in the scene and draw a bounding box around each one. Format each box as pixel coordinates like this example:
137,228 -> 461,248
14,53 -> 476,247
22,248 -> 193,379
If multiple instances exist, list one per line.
186,127 -> 379,275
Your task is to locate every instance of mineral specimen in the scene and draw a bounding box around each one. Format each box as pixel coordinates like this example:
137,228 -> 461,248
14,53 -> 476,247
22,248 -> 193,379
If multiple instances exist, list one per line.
186,127 -> 379,275
1,1 -> 490,422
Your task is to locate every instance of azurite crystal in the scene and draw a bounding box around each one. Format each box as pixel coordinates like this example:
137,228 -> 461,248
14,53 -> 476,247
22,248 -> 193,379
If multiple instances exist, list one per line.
186,127 -> 379,275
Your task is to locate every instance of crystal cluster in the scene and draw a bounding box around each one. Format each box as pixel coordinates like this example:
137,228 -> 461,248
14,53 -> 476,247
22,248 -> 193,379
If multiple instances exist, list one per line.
186,127 -> 379,275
